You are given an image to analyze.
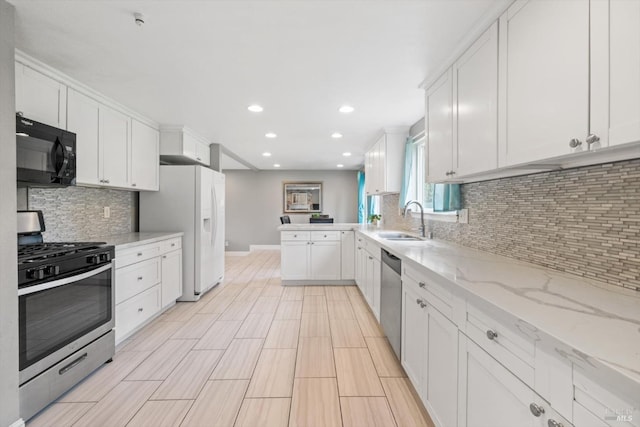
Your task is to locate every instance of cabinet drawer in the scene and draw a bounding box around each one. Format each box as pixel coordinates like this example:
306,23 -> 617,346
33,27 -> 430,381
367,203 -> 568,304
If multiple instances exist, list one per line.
116,257 -> 161,304
281,231 -> 311,241
465,303 -> 535,385
161,237 -> 182,254
311,231 -> 340,241
115,284 -> 161,342
116,242 -> 162,268
403,270 -> 452,321
403,264 -> 453,317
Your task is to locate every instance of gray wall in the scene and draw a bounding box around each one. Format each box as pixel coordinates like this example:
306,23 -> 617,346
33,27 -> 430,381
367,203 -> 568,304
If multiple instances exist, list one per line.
0,1 -> 20,426
225,170 -> 358,251
382,159 -> 640,292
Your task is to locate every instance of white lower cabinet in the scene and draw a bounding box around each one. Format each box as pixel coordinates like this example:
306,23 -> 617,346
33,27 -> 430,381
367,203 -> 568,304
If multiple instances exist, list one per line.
401,280 -> 427,396
161,249 -> 182,308
281,240 -> 310,280
340,231 -> 355,280
309,241 -> 341,280
354,233 -> 381,317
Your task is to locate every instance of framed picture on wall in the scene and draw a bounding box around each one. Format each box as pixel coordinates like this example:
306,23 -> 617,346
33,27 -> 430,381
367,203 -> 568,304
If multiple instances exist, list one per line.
283,182 -> 322,213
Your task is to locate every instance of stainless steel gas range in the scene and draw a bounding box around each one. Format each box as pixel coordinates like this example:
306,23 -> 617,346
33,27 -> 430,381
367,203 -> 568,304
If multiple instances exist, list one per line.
17,210 -> 115,421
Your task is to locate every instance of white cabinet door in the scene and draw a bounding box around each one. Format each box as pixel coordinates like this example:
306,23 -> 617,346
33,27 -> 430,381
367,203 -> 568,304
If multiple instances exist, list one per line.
195,141 -> 211,166
67,89 -> 101,186
161,249 -> 182,307
100,106 -> 130,188
573,402 -> 608,427
340,231 -> 355,280
182,132 -> 198,161
281,241 -> 309,280
310,241 -> 341,280
131,119 -> 159,191
499,0 -> 589,166
375,137 -> 385,194
426,69 -> 454,182
426,305 -> 458,427
370,256 -> 381,320
458,335 -> 537,427
401,282 -> 428,399
355,244 -> 366,291
454,22 -> 498,177
362,253 -> 375,307
15,62 -> 67,128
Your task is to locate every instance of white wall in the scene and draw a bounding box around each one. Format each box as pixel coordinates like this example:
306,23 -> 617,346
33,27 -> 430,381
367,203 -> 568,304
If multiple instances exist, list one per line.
225,170 -> 358,251
0,1 -> 20,426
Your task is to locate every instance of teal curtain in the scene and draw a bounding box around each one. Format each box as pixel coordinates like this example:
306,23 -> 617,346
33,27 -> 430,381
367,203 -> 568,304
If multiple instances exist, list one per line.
399,137 -> 414,209
357,171 -> 366,223
367,195 -> 378,219
432,183 -> 461,212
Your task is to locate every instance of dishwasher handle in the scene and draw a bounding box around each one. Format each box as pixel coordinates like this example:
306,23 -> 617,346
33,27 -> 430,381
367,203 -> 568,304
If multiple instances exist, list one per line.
382,249 -> 402,275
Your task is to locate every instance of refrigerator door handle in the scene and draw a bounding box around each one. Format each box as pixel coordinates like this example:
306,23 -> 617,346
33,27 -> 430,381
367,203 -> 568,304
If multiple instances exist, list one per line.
211,186 -> 217,246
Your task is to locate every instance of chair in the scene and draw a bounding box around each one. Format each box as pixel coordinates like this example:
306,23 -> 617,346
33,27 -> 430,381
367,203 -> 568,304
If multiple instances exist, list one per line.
280,215 -> 291,224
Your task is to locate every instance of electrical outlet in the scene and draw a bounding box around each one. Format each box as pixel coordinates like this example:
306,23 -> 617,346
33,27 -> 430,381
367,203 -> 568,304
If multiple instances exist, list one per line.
458,208 -> 469,224
225,240 -> 229,247
103,206 -> 110,219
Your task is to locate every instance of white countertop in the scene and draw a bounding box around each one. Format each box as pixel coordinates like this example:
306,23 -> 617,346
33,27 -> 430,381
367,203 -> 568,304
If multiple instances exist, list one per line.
356,228 -> 640,396
278,223 -> 361,231
96,232 -> 183,250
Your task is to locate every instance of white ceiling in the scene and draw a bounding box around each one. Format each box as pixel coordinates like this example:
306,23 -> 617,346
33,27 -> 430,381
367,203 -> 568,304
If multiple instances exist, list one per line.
9,0 -> 503,170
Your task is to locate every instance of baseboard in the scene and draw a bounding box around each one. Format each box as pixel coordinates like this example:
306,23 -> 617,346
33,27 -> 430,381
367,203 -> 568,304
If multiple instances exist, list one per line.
249,245 -> 281,251
9,418 -> 25,427
225,251 -> 250,256
281,280 -> 356,286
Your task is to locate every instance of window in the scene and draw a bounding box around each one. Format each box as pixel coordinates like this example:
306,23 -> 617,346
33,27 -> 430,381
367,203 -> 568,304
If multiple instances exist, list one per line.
403,136 -> 433,211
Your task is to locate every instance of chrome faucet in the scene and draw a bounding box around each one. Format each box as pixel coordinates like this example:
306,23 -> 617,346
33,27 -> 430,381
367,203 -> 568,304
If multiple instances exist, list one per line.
403,200 -> 426,238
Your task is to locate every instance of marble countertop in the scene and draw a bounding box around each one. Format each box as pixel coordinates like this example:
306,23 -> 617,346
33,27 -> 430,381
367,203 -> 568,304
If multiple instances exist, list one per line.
357,228 -> 640,396
278,223 -> 361,231
96,232 -> 183,250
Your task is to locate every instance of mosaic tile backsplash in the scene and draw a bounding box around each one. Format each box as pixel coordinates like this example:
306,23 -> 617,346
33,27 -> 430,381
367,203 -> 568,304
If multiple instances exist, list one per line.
382,159 -> 640,291
26,186 -> 135,241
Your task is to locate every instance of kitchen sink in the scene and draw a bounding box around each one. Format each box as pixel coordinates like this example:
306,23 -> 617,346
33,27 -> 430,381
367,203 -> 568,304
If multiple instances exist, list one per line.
377,232 -> 424,241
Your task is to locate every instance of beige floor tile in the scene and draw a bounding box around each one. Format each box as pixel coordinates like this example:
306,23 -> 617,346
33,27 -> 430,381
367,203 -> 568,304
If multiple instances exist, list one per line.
58,350 -> 152,402
235,312 -> 275,338
235,398 -> 291,427
289,378 -> 342,427
27,402 -> 94,427
73,381 -> 160,427
300,312 -> 331,337
334,348 -> 384,397
126,400 -> 193,427
246,349 -> 296,397
210,339 -> 263,380
365,337 -> 406,377
236,287 -> 263,301
381,378 -> 434,427
264,319 -> 301,349
250,296 -> 281,313
330,317 -> 366,347
274,300 -> 303,320
194,320 -> 242,350
215,286 -> 244,299
151,350 -> 223,400
353,304 -> 385,337
126,339 -> 196,380
281,286 -> 304,301
218,299 -> 255,321
124,321 -> 183,352
198,295 -> 235,315
260,286 -> 283,298
160,301 -> 203,322
324,286 -> 349,301
180,380 -> 249,427
340,397 -> 397,427
345,286 -> 361,299
327,299 -> 356,320
295,336 -> 336,378
170,313 -> 220,339
302,295 -> 328,314
304,286 -> 325,296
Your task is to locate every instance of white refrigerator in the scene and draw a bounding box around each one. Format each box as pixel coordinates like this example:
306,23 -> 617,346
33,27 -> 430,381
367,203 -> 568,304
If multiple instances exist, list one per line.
140,165 -> 225,301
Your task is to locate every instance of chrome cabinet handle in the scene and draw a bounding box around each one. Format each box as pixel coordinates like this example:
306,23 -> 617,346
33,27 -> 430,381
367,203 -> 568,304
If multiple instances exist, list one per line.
416,299 -> 426,308
132,183 -> 137,187
163,255 -> 167,259
569,138 -> 582,148
324,234 -> 327,238
529,403 -> 545,417
586,133 -> 600,146
294,234 -> 297,238
137,252 -> 143,256
418,282 -> 426,288
138,307 -> 144,312
137,276 -> 143,280
368,256 -> 373,260
486,330 -> 498,340
548,420 -> 564,427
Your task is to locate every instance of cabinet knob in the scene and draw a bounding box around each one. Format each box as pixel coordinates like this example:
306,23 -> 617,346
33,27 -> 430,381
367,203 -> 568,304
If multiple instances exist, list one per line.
132,183 -> 137,187
416,298 -> 426,308
569,138 -> 582,148
586,133 -> 600,146
138,307 -> 144,312
418,282 -> 426,288
197,157 -> 202,161
137,252 -> 143,256
324,234 -> 327,238
486,330 -> 498,340
137,276 -> 143,281
294,234 -> 297,238
171,243 -> 175,247
163,255 -> 167,259
105,179 -> 110,184
529,403 -> 545,417
368,256 -> 373,260
547,420 -> 564,427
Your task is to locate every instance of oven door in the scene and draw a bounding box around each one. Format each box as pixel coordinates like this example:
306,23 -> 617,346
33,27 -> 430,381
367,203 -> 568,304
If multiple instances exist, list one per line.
18,262 -> 114,385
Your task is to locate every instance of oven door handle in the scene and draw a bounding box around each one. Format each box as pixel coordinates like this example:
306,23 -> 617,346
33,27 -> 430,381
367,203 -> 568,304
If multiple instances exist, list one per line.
18,264 -> 112,296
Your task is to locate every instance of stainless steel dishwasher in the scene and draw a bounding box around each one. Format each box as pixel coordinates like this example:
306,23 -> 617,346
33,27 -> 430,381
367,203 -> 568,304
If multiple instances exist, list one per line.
380,249 -> 402,359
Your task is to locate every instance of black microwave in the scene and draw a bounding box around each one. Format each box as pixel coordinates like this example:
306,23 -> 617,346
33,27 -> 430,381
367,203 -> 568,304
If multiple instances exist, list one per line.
16,114 -> 76,187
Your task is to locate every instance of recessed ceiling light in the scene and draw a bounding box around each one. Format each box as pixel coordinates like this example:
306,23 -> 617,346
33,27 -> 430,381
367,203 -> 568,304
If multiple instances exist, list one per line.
248,104 -> 263,113
273,164 -> 281,168
265,132 -> 277,138
337,164 -> 344,168
262,152 -> 272,157
331,132 -> 343,139
342,152 -> 351,157
338,105 -> 354,114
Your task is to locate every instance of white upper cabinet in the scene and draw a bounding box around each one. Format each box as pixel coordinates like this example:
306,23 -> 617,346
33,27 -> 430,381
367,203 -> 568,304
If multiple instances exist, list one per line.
426,70 -> 454,183
365,131 -> 407,195
591,0 -> 640,149
131,120 -> 160,191
67,89 -> 100,186
160,127 -> 211,166
15,62 -> 67,129
454,22 -> 498,177
100,106 -> 130,188
498,0 -> 590,166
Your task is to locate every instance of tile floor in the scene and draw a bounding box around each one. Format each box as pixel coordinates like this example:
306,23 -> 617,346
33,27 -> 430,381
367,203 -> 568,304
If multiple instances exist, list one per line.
27,250 -> 434,427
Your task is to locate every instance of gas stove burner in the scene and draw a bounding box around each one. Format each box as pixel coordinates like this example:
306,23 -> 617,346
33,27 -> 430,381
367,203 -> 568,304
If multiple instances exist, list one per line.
18,242 -> 107,265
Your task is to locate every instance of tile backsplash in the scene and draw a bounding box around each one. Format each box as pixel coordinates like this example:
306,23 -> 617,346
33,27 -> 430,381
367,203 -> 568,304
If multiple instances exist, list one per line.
382,159 -> 640,291
24,186 -> 135,241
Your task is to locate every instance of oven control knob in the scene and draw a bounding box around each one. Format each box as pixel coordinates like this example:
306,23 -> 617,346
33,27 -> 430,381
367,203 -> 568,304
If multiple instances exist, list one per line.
99,252 -> 111,262
44,265 -> 60,276
28,268 -> 45,280
86,255 -> 100,265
